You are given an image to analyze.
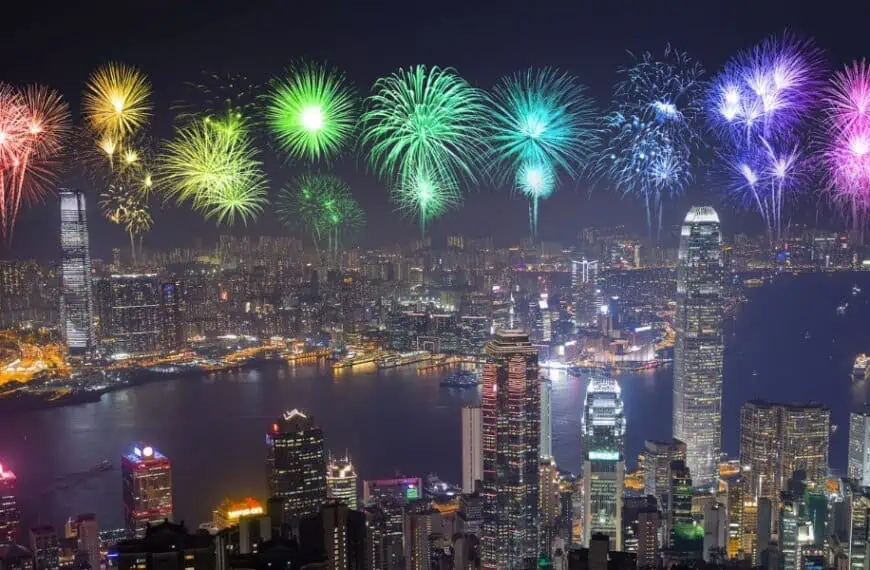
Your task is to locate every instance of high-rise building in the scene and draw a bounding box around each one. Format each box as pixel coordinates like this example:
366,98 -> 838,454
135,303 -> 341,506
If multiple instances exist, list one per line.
59,189 -> 95,357
212,498 -> 264,530
571,258 -> 599,329
849,408 -> 870,486
672,206 -> 723,489
326,455 -> 358,510
723,473 -> 745,560
461,405 -> 482,493
581,374 -> 625,549
540,377 -> 553,458
299,501 -> 366,570
480,330 -> 540,570
403,505 -> 435,570
849,483 -> 870,570
29,526 -> 59,570
739,400 -> 831,501
108,274 -> 161,356
667,460 -> 702,554
0,464 -> 18,546
109,521 -> 214,570
266,409 -> 327,520
73,514 -> 98,570
121,444 -> 173,537
638,439 -> 686,509
159,281 -> 184,352
779,494 -> 799,570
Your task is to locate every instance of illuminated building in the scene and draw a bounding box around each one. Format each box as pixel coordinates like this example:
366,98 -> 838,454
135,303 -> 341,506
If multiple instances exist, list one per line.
849,483 -> 870,570
667,460 -> 701,553
403,505 -> 434,570
326,455 -> 358,510
742,500 -> 759,565
581,374 -> 625,549
540,377 -> 552,459
779,494 -> 798,570
299,501 -> 366,570
121,444 -> 173,537
461,405 -> 482,494
571,258 -> 598,328
0,465 -> 18,546
622,495 -> 658,561
638,439 -> 686,509
108,274 -> 161,356
159,281 -> 184,352
108,520 -> 214,570
266,409 -> 327,520
73,514 -> 99,570
212,498 -> 264,530
672,206 -> 723,489
362,477 -> 422,504
59,189 -> 95,357
540,456 -> 561,555
739,401 -> 831,501
29,526 -> 58,570
480,330 -> 540,570
722,474 -> 745,560
849,407 -> 870,486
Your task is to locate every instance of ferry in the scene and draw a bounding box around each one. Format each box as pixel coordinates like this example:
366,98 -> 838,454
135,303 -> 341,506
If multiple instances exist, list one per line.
440,370 -> 479,388
853,354 -> 870,383
377,351 -> 430,369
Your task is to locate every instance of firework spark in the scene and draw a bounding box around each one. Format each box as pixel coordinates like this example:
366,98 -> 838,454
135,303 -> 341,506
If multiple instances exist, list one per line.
83,62 -> 152,140
159,116 -> 267,225
393,166 -> 460,235
362,65 -> 488,196
174,71 -> 262,126
100,173 -> 152,264
266,61 -> 357,162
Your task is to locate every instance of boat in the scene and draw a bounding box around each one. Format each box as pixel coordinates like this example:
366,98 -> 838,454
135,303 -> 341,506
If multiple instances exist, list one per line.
440,370 -> 479,388
853,354 -> 870,383
837,303 -> 849,315
854,284 -> 862,296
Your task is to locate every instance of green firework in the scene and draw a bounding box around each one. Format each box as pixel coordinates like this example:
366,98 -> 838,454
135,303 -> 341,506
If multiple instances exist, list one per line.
277,173 -> 364,261
159,114 -> 267,226
361,65 -> 488,191
516,160 -> 555,240
394,166 -> 460,236
266,61 -> 357,162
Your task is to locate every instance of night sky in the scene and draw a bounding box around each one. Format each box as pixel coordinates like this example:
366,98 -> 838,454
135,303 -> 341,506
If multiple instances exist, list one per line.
3,0 -> 869,261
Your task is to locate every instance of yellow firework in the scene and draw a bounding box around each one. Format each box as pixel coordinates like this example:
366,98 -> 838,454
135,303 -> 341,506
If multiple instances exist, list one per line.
83,62 -> 152,139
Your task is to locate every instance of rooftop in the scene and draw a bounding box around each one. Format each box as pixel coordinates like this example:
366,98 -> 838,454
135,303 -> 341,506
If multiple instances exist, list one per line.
684,206 -> 720,224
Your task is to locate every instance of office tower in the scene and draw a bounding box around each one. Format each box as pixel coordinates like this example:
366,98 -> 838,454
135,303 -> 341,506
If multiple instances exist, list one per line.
461,405 -> 483,493
742,500 -> 759,565
703,503 -> 727,563
159,281 -> 184,351
622,495 -> 657,558
73,514 -> 98,570
779,495 -> 799,570
757,498 -> 773,559
849,484 -> 870,570
266,409 -> 327,520
121,444 -> 173,537
581,374 -> 626,549
638,439 -> 687,508
667,460 -> 697,551
59,190 -> 95,357
108,274 -> 161,356
109,521 -> 215,570
672,206 -> 723,489
723,474 -> 745,560
0,465 -> 18,546
740,401 -> 831,500
540,457 -> 561,527
326,455 -> 358,509
480,330 -> 540,570
212,498 -> 264,530
29,526 -> 59,570
849,408 -> 870,486
637,509 -> 661,568
403,505 -> 434,570
299,502 -> 366,570
540,377 -> 552,458
571,258 -> 598,328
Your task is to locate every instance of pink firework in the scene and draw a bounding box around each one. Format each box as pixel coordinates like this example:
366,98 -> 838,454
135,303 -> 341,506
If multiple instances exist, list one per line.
0,84 -> 29,239
823,61 -> 870,239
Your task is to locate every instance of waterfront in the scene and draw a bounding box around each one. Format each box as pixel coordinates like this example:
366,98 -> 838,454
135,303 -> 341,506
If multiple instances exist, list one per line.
3,272 -> 870,530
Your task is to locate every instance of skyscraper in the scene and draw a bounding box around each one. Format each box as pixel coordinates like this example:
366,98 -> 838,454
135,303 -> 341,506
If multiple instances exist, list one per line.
481,330 -> 540,570
73,514 -> 99,570
461,405 -> 483,493
571,258 -> 599,329
581,374 -> 625,549
121,444 -> 173,537
108,274 -> 161,356
672,206 -> 723,489
638,439 -> 686,509
59,189 -> 95,357
739,400 -> 780,501
0,464 -> 18,546
267,409 -> 327,520
326,455 -> 358,510
159,281 -> 184,352
540,377 -> 553,458
850,408 -> 870,486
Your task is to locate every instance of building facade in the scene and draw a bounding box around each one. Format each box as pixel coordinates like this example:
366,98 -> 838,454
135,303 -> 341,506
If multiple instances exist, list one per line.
480,330 -> 540,570
121,444 -> 173,537
850,408 -> 870,487
672,206 -> 724,489
0,465 -> 18,546
461,405 -> 483,494
108,274 -> 162,356
326,456 -> 358,510
266,409 -> 327,520
59,190 -> 95,357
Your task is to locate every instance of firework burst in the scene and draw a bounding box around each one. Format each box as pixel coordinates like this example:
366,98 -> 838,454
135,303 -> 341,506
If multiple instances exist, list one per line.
174,71 -> 262,126
597,46 -> 705,239
100,173 -> 152,264
159,116 -> 267,225
362,65 -> 488,197
83,62 -> 152,140
266,61 -> 357,162
393,166 -> 460,235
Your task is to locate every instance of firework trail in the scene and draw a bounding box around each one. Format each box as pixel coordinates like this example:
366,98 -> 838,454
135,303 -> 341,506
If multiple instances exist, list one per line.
487,67 -> 598,239
708,32 -> 824,245
822,60 -> 870,242
266,61 -> 357,162
159,115 -> 267,226
362,65 -> 487,233
597,45 -> 705,240
515,161 -> 555,239
277,173 -> 363,263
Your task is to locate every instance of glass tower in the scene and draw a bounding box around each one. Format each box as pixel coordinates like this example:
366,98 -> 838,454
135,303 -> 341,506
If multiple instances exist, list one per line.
59,190 -> 95,356
121,444 -> 173,537
481,330 -> 540,570
266,409 -> 327,520
849,407 -> 870,486
581,373 -> 625,549
672,206 -> 723,489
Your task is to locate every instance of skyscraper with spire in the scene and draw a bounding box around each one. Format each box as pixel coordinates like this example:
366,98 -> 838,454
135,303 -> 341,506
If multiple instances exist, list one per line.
672,206 -> 723,489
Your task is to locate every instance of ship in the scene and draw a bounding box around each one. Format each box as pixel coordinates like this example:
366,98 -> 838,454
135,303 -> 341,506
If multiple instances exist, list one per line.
853,354 -> 870,383
440,369 -> 479,388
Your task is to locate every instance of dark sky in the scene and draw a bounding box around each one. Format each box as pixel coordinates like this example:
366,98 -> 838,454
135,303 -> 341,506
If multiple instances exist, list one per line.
2,0 -> 869,261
